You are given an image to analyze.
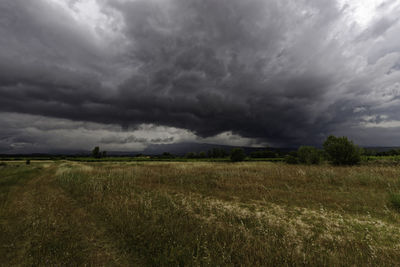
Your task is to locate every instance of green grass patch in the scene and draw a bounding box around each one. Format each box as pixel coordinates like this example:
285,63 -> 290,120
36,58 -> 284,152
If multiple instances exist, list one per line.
389,193 -> 400,211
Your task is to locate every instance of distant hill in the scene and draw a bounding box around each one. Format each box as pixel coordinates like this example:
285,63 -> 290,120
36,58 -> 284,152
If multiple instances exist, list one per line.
76,145 -> 400,157
363,147 -> 400,152
0,143 -> 285,157
3,143 -> 398,157
141,142 -> 295,156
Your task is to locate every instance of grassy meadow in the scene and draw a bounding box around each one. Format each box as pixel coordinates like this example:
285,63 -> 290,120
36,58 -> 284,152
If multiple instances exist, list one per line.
1,160 -> 400,266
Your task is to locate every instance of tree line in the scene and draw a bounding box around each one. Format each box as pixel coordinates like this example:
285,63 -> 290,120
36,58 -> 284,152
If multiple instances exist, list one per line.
90,135 -> 365,165
284,135 -> 362,165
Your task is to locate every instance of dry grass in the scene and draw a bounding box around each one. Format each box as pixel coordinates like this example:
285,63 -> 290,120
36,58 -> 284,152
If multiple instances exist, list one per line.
2,161 -> 400,265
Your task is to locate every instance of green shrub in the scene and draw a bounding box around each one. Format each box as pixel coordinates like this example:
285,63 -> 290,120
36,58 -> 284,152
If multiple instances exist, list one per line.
297,146 -> 321,165
284,155 -> 298,164
389,193 -> 400,211
323,135 -> 361,165
230,148 -> 246,162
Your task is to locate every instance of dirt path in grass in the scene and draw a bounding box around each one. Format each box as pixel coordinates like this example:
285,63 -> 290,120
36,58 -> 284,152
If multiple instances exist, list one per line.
0,163 -> 138,266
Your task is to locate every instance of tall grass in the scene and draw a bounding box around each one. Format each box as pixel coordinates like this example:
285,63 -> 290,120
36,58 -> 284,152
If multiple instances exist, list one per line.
2,162 -> 400,265
55,162 -> 400,265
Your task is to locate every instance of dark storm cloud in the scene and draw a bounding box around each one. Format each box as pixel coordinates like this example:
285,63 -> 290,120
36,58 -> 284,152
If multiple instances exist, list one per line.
1,0 -> 400,149
103,0 -> 352,144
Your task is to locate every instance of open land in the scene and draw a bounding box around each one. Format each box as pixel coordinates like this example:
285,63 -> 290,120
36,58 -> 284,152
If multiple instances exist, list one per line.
1,160 -> 400,266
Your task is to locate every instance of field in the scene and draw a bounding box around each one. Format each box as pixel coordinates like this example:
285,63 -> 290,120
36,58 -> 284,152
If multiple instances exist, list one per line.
1,161 -> 400,266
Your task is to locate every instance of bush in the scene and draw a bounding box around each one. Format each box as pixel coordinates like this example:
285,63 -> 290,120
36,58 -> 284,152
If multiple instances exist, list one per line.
26,159 -> 30,165
230,148 -> 246,162
389,193 -> 400,211
284,155 -> 298,164
323,135 -> 361,165
297,146 -> 321,165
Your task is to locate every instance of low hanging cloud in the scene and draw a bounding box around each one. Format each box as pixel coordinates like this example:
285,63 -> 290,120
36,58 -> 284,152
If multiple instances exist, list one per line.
1,0 -> 400,152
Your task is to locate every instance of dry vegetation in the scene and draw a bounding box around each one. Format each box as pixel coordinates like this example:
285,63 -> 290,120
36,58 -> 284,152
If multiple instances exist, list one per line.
1,161 -> 400,266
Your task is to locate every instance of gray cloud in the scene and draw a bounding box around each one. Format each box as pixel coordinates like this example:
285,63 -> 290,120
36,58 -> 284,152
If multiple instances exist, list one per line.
99,135 -> 175,144
1,0 -> 400,152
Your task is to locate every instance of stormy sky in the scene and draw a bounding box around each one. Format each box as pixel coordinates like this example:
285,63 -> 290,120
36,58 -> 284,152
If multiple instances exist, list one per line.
1,0 -> 400,153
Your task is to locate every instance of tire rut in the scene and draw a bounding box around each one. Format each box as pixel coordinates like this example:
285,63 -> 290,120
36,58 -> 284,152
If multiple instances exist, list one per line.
1,164 -> 139,266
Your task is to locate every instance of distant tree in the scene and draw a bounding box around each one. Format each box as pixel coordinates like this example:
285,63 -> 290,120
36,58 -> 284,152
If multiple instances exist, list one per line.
377,149 -> 400,156
26,159 -> 30,165
388,149 -> 400,156
230,148 -> 246,162
297,146 -> 321,165
102,151 -> 107,158
284,151 -> 298,164
207,148 -> 228,158
250,151 -> 261,158
198,151 -> 207,158
323,135 -> 361,165
161,152 -> 174,158
362,148 -> 377,156
185,152 -> 196,159
275,149 -> 286,157
212,148 -> 219,158
250,150 -> 278,158
92,146 -> 101,158
220,149 -> 228,157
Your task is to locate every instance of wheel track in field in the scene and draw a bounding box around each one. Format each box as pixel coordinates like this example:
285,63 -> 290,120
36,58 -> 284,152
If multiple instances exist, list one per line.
0,162 -> 142,266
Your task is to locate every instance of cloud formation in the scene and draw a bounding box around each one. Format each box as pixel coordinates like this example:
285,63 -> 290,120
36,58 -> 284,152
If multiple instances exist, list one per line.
1,0 -> 400,152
